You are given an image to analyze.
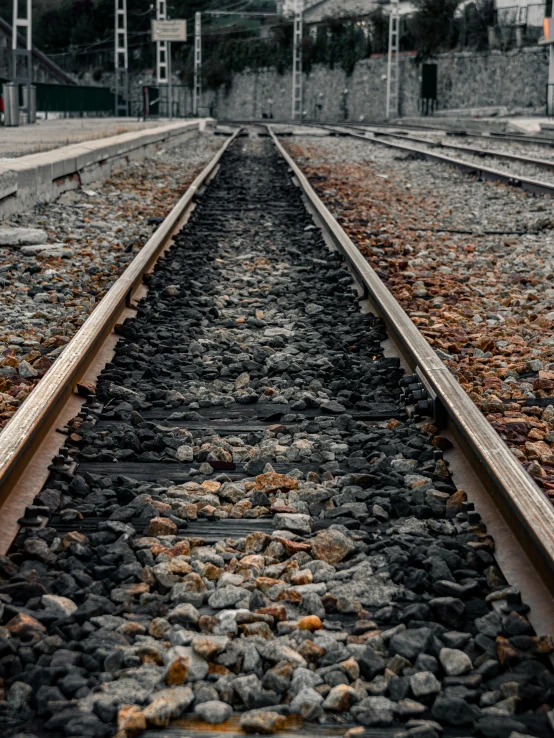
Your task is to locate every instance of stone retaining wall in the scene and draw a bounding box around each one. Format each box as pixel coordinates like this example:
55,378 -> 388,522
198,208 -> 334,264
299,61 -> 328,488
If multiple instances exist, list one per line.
203,46 -> 548,121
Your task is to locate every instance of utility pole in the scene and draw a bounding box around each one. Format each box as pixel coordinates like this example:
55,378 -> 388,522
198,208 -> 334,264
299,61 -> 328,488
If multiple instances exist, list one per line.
193,12 -> 202,116
12,0 -> 32,121
156,0 -> 168,116
115,0 -> 129,116
291,0 -> 303,119
385,0 -> 399,120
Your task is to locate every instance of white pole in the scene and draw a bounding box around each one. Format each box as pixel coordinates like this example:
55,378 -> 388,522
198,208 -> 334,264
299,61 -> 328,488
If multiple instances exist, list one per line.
168,41 -> 173,119
291,0 -> 303,119
156,0 -> 168,115
26,0 -> 31,52
115,0 -> 129,116
547,44 -> 554,116
11,0 -> 17,80
193,12 -> 201,117
26,0 -> 32,122
386,6 -> 393,119
12,0 -> 32,79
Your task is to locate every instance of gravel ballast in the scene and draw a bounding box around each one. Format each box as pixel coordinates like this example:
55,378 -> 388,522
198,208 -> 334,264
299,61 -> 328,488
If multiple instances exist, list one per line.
285,132 -> 554,503
0,133 -> 221,431
0,134 -> 553,738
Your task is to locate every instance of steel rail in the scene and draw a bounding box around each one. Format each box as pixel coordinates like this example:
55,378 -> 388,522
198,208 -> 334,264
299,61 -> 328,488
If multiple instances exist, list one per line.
0,128 -> 241,552
344,120 -> 554,149
352,126 -> 554,172
220,119 -> 554,149
268,124 -> 554,633
303,123 -> 554,198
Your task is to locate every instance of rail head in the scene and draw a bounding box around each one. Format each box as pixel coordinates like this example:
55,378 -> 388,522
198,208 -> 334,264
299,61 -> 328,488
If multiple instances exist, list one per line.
267,124 -> 554,600
0,127 -> 241,518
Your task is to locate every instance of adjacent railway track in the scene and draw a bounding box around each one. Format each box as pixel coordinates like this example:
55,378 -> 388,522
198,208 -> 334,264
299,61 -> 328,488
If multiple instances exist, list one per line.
0,126 -> 554,738
348,126 -> 554,172
299,123 -> 554,198
342,121 -> 554,150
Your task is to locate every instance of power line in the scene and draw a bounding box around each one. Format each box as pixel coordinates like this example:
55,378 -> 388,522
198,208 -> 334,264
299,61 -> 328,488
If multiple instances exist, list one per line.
46,0 -> 282,58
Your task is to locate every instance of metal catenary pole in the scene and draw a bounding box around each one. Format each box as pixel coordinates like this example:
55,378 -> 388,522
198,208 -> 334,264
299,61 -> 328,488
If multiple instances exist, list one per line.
115,0 -> 129,116
12,0 -> 33,121
291,0 -> 303,119
156,0 -> 168,116
193,12 -> 202,117
543,15 -> 554,116
385,0 -> 399,120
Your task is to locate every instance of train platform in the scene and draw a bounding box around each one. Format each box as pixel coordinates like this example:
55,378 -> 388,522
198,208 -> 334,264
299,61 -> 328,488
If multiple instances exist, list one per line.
0,117 -> 197,159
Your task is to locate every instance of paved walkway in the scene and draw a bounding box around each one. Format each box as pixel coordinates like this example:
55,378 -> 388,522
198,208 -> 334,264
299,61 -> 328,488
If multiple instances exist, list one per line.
0,117 -> 192,158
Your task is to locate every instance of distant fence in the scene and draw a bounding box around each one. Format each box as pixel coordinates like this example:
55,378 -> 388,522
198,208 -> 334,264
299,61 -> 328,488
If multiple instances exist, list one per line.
36,83 -> 114,116
142,85 -> 213,119
1,80 -> 210,120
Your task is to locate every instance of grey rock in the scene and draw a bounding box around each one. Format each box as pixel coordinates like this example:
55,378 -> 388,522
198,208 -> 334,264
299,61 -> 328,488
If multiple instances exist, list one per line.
389,628 -> 433,661
169,646 -> 209,681
194,700 -> 232,724
290,687 -> 324,712
410,671 -> 441,698
431,696 -> 480,725
439,648 -> 472,676
167,603 -> 200,626
0,227 -> 48,246
290,668 -> 323,695
42,594 -> 77,617
7,681 -> 34,710
208,585 -> 250,609
272,513 -> 313,535
143,685 -> 194,724
475,611 -> 503,638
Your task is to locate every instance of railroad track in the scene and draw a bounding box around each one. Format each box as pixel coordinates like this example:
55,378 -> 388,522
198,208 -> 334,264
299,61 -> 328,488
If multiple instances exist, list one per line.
339,121 -> 554,150
0,126 -> 554,738
346,126 -> 554,172
219,118 -> 554,150
296,123 -> 554,198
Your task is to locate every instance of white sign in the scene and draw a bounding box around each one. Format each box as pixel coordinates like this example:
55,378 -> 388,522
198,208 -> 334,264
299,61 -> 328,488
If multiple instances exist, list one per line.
151,20 -> 187,42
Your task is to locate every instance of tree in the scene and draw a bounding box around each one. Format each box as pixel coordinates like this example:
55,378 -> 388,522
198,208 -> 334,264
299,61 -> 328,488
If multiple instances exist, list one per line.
369,7 -> 388,54
463,0 -> 495,50
410,0 -> 459,60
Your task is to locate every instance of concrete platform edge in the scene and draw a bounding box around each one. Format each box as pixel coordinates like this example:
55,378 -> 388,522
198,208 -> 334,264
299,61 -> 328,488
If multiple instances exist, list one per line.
0,119 -> 215,220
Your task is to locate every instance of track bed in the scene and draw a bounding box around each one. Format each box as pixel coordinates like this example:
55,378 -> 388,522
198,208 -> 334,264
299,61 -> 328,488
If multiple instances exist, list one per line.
1,135 -> 553,738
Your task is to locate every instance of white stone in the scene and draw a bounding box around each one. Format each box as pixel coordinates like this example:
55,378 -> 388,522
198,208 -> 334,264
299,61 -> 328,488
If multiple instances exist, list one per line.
410,671 -> 441,698
194,700 -> 232,724
272,512 -> 312,535
176,444 -> 194,462
439,647 -> 472,676
20,243 -> 72,257
0,227 -> 48,246
42,594 -> 77,617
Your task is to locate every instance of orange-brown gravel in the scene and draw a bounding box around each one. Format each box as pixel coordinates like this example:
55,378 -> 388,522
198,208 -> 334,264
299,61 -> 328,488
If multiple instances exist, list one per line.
285,137 -> 554,500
